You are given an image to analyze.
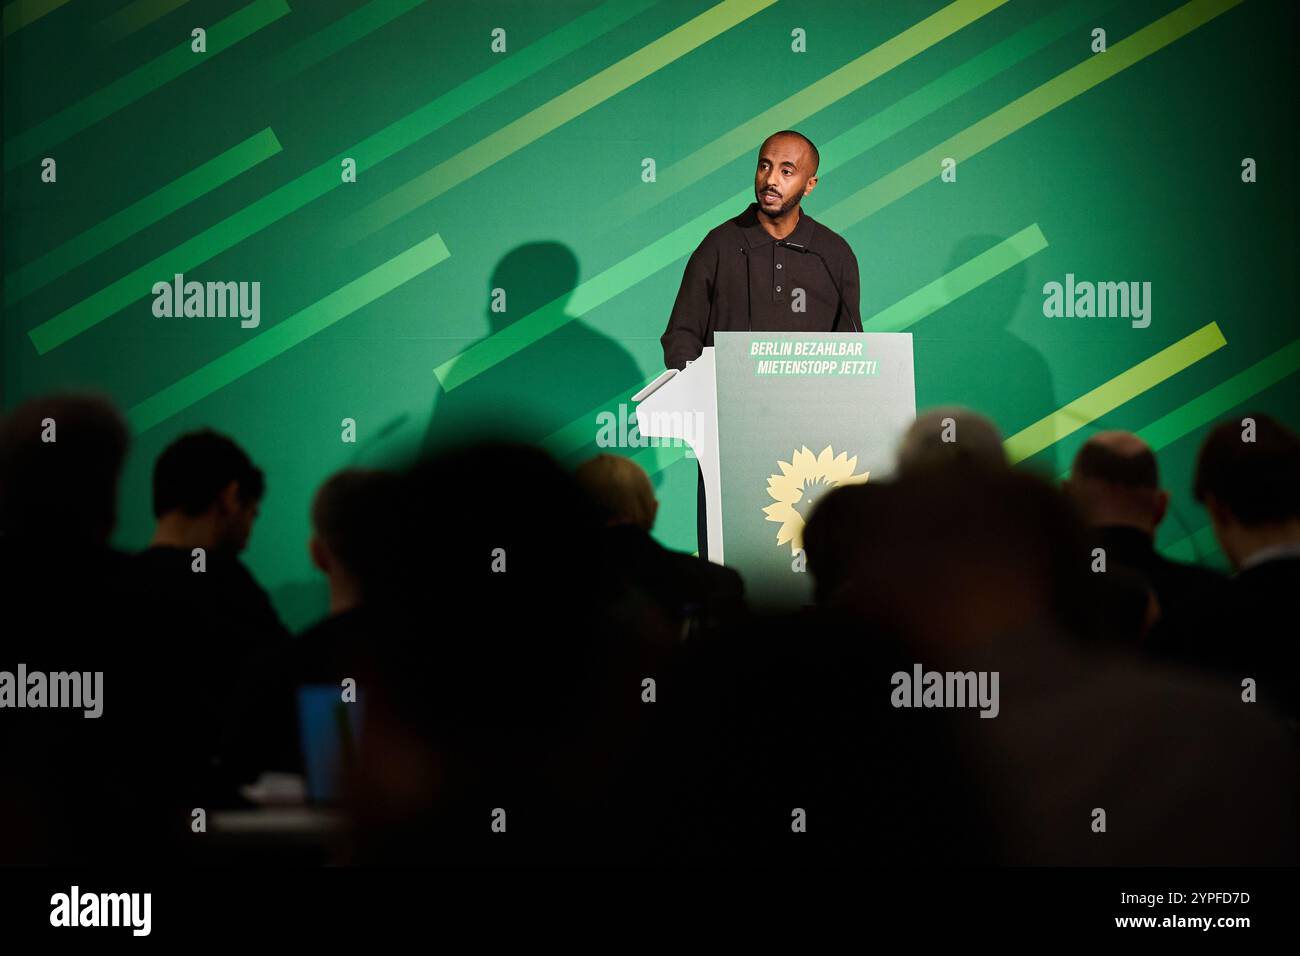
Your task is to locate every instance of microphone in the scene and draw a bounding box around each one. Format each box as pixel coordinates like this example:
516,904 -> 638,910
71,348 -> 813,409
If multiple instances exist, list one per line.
776,240 -> 860,333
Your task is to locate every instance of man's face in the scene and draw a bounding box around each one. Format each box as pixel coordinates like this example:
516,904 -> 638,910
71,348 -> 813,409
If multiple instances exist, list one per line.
754,136 -> 817,216
227,498 -> 260,554
215,480 -> 260,555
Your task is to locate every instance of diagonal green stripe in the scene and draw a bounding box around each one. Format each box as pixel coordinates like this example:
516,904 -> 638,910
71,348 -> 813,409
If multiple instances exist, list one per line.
1055,335 -> 1300,480
1004,323 -> 1229,465
437,0 -> 1229,392
5,0 -> 291,172
25,0 -> 654,355
347,0 -> 778,240
632,441 -> 688,477
863,223 -> 1047,332
1136,337 -> 1300,452
603,0 -> 1094,241
126,234 -> 451,434
608,0 -> 1014,222
628,225 -> 1049,482
821,0 -> 1247,230
540,374 -> 662,458
1125,336 -> 1298,565
637,322 -> 1235,487
100,0 -> 191,42
2,0 -> 72,37
821,0 -> 1098,180
263,0 -> 426,86
6,128 -> 282,306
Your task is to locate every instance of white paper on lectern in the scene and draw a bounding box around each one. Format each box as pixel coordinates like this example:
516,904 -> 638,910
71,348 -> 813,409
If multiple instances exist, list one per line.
633,348 -> 724,563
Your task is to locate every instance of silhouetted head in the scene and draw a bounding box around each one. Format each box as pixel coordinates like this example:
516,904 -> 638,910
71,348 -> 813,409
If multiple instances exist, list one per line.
152,430 -> 265,555
1194,413 -> 1300,568
896,406 -> 1006,477
1065,430 -> 1167,535
755,130 -> 819,217
574,453 -> 658,531
487,242 -> 579,334
805,467 -> 1092,657
310,468 -> 405,604
0,393 -> 128,545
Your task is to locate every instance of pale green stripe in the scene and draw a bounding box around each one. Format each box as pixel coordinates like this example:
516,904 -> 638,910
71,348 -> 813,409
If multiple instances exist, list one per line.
349,0 -> 778,239
632,442 -> 688,477
822,0 -> 1246,230
1003,323 -> 1228,465
633,225 -> 1046,480
819,0 -> 1098,189
609,0 -> 1013,221
438,0 -> 1222,392
26,0 -> 649,354
2,0 -> 72,36
7,128 -> 282,306
1136,337 -> 1300,451
436,197 -> 740,389
638,323 -> 1233,484
100,0 -> 191,41
263,0 -> 426,85
862,223 -> 1046,332
540,374 -> 661,457
127,234 -> 451,433
5,0 -> 291,172
1056,336 -> 1300,477
1144,336 -> 1300,569
1056,336 -> 1300,484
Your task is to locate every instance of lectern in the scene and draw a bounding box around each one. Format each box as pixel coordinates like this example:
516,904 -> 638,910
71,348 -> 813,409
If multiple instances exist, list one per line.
634,331 -> 916,607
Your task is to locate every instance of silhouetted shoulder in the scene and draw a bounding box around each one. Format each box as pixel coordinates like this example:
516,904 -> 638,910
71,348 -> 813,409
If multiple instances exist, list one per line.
667,550 -> 744,600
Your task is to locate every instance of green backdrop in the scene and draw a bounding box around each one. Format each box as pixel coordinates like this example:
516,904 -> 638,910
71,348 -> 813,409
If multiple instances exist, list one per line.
4,0 -> 1297,629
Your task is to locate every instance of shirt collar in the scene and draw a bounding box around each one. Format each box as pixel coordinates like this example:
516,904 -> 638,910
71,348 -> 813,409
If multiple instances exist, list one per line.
738,201 -> 816,249
1239,539 -> 1300,571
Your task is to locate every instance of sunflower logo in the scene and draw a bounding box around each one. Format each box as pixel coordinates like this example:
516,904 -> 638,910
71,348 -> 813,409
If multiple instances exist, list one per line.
762,445 -> 869,552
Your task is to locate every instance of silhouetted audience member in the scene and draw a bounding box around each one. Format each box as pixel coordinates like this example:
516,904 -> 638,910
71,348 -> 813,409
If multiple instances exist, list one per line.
348,442 -> 678,865
0,394 -> 161,863
576,453 -> 745,640
298,467 -> 406,670
1194,412 -> 1300,721
128,429 -> 288,804
228,468 -> 407,781
6,386 -> 1297,868
1065,430 -> 1230,654
895,405 -> 1006,476
641,598 -> 997,864
803,466 -> 1296,865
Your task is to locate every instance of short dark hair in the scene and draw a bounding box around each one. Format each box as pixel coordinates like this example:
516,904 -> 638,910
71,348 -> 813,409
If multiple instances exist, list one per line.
152,429 -> 264,518
1071,438 -> 1158,488
311,468 -> 403,589
765,130 -> 819,175
1193,413 -> 1300,525
0,393 -> 129,541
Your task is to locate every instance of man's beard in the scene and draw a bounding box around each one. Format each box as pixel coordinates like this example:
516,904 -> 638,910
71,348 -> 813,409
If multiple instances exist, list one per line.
756,187 -> 800,217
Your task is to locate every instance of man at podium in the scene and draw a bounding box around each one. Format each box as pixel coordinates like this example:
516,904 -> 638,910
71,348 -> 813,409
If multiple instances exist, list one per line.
660,129 -> 861,368
659,129 -> 863,557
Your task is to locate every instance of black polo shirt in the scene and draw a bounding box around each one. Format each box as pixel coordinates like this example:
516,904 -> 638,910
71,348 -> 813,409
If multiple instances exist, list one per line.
661,201 -> 861,370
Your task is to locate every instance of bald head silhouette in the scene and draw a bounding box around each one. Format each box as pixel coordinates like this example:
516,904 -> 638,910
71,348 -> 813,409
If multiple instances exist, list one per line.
1065,430 -> 1167,534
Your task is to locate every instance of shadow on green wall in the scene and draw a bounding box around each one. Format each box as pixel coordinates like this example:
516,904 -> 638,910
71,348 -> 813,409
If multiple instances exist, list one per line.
913,233 -> 1059,477
419,241 -> 643,464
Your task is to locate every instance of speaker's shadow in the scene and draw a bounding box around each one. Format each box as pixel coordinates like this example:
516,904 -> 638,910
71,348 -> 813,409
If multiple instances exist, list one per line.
421,242 -> 644,460
912,234 -> 1058,475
